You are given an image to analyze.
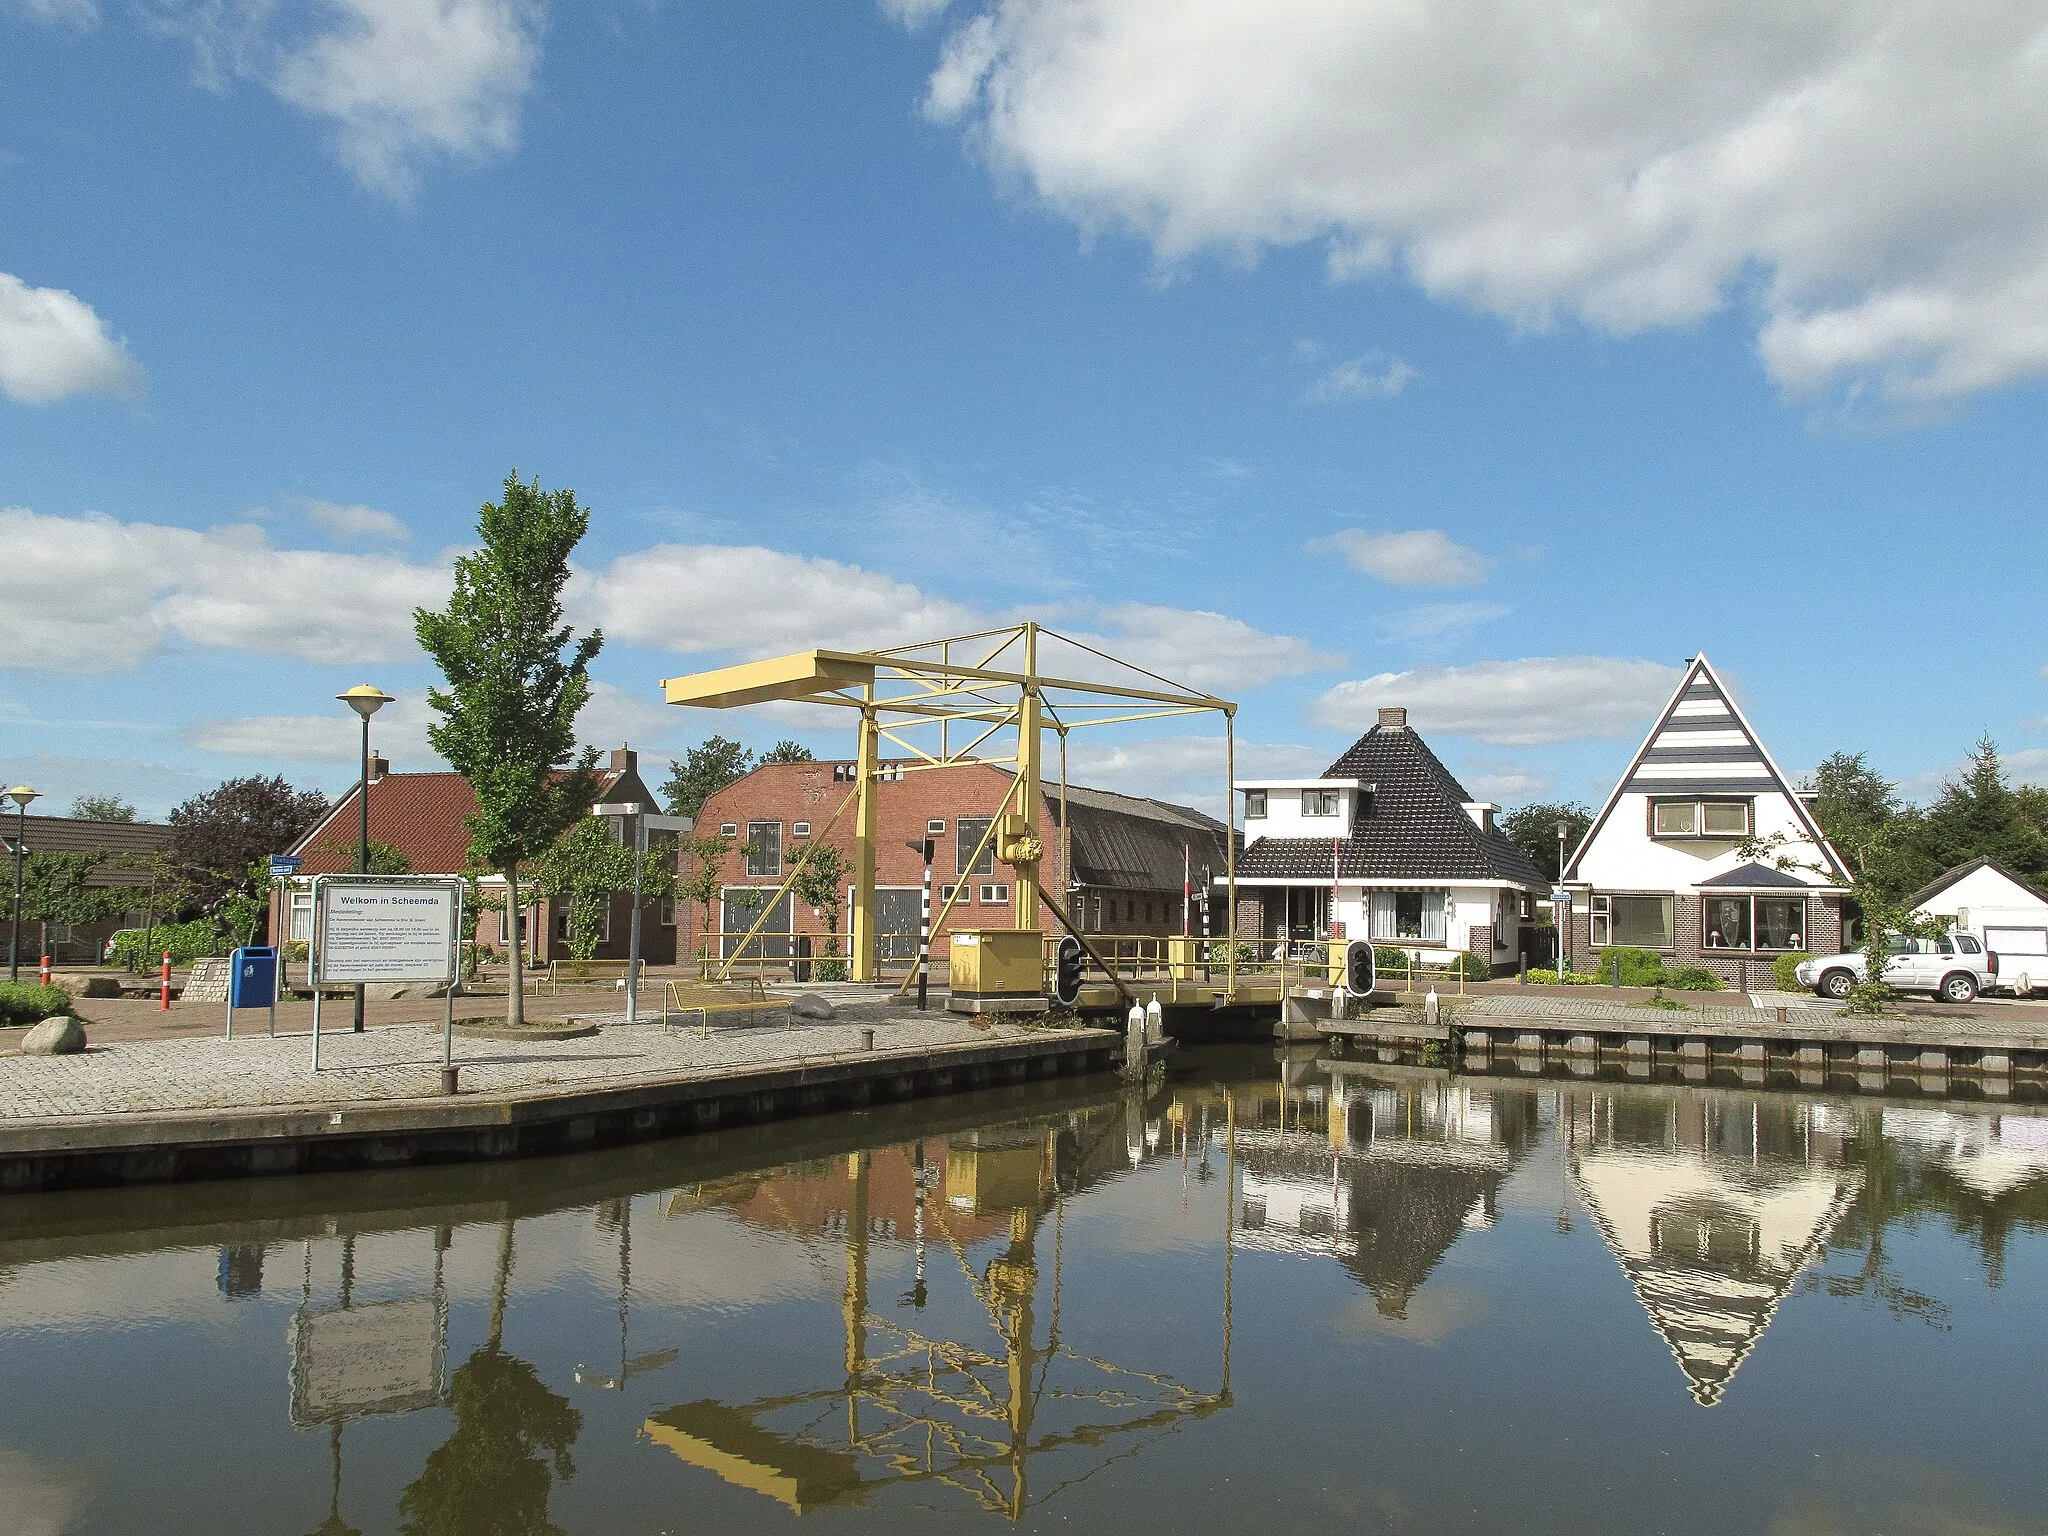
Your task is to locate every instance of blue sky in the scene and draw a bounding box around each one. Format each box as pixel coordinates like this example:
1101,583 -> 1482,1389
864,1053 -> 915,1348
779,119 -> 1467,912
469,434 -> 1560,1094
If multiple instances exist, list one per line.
2,0 -> 2045,821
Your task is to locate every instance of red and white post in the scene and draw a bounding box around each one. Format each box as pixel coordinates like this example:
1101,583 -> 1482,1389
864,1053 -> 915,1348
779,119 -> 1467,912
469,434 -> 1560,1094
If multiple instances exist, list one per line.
39,953 -> 51,985
159,950 -> 172,1011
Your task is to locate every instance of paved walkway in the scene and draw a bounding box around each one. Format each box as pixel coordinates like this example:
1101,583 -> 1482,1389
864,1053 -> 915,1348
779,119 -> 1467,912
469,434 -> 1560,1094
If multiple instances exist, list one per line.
0,1011 -> 1039,1122
1456,993 -> 1841,1026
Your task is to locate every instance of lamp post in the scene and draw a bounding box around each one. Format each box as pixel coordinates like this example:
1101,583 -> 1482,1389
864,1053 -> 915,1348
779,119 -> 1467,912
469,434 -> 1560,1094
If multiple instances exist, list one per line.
337,687 -> 393,1033
592,803 -> 692,1025
1555,820 -> 1569,976
6,785 -> 37,982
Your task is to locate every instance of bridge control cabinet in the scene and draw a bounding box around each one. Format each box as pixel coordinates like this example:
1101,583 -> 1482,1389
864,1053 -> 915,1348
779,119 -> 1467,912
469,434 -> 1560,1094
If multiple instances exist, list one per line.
947,929 -> 1050,1014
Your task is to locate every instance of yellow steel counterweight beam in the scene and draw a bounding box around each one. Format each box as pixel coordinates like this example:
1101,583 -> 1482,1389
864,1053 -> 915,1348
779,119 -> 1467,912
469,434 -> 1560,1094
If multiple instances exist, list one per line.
1012,623 -> 1043,934
850,700 -> 880,981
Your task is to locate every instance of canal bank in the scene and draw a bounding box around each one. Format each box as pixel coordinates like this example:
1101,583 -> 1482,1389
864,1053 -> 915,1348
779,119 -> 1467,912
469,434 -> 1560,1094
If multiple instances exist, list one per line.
0,1009 -> 1117,1195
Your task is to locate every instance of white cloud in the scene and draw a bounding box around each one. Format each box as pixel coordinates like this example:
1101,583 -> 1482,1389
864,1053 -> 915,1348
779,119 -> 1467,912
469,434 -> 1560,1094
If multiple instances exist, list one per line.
1896,745 -> 2048,805
3,0 -> 96,25
183,681 -> 674,769
0,271 -> 142,405
1311,656 -> 1683,746
924,1 -> 2048,406
1050,603 -> 1341,694
1377,601 -> 1509,645
0,749 -> 217,822
1457,759 -> 1550,804
1060,733 -> 1327,816
302,497 -> 412,542
159,0 -> 542,201
1302,351 -> 1416,403
0,507 -> 451,673
1311,529 -> 1490,587
880,0 -> 951,25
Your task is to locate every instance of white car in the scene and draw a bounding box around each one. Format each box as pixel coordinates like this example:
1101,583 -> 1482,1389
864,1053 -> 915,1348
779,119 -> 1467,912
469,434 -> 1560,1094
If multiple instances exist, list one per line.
1795,932 -> 1996,1004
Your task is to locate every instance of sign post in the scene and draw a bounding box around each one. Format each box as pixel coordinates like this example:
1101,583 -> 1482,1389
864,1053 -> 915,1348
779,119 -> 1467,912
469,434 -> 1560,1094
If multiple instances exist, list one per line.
310,875 -> 464,1077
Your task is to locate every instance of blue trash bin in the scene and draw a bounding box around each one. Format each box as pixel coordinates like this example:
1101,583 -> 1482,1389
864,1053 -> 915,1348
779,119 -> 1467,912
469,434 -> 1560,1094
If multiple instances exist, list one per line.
230,946 -> 278,1009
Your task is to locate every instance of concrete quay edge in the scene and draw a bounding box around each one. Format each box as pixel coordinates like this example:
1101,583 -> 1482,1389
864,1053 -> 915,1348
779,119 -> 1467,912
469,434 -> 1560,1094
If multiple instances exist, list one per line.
0,1027 -> 1119,1195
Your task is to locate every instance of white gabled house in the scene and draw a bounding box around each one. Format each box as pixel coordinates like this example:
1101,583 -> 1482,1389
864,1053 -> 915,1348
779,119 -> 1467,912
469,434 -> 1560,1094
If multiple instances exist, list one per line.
1909,858 -> 2048,986
1563,654 -> 1851,981
1229,706 -> 1549,973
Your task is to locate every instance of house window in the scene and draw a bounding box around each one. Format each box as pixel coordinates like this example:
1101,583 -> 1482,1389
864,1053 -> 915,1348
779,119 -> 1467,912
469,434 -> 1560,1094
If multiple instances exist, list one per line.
1702,895 -> 1806,952
719,823 -> 738,837
979,883 -> 1011,904
746,821 -> 782,877
1144,900 -> 1154,923
1652,799 -> 1751,839
1090,895 -> 1102,931
1590,895 -> 1674,949
927,818 -> 947,834
957,818 -> 994,877
658,899 -> 676,927
1303,790 -> 1340,817
1369,890 -> 1447,944
555,905 -> 612,943
1244,791 -> 1268,819
940,884 -> 960,904
791,821 -> 811,838
289,891 -> 313,942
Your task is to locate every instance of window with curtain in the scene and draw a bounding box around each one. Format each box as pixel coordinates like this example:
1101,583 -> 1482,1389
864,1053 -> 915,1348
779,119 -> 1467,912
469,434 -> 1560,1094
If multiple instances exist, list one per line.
1374,890 -> 1447,942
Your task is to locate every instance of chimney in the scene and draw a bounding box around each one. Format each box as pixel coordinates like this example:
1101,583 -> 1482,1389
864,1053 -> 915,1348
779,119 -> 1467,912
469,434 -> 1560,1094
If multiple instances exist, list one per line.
610,744 -> 636,773
368,756 -> 389,783
1463,801 -> 1497,833
1377,706 -> 1408,730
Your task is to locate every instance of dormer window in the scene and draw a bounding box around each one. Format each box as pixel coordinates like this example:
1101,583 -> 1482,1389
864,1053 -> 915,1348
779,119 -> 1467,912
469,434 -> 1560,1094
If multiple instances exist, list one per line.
1303,790 -> 1341,817
1652,799 -> 1750,839
1244,791 -> 1268,818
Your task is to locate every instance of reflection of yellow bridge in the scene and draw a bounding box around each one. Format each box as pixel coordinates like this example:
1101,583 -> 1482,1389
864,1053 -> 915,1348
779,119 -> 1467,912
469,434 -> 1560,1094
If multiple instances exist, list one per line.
641,1101 -> 1239,1519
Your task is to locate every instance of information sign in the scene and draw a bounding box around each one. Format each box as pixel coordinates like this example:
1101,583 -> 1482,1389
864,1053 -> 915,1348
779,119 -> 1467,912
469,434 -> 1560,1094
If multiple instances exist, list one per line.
315,880 -> 460,984
269,853 -> 302,877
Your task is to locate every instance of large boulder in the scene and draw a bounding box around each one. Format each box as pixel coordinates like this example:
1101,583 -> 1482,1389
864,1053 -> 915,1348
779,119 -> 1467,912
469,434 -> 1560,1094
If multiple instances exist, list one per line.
21,1015 -> 87,1055
80,976 -> 124,998
790,994 -> 837,1021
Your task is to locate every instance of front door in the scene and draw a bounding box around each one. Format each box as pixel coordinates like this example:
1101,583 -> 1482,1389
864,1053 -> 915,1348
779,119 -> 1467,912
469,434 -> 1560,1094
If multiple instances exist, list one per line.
876,887 -> 923,961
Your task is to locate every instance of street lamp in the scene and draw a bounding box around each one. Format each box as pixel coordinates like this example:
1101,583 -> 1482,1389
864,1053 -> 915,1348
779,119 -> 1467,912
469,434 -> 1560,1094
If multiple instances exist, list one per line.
6,785 -> 37,982
1555,820 -> 1569,976
337,686 -> 393,1033
592,802 -> 692,1025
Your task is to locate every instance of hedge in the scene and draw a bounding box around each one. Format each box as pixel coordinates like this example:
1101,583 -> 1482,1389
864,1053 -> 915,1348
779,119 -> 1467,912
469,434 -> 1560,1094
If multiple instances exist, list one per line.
1774,952 -> 1812,992
1589,946 -> 1668,987
1666,967 -> 1725,991
0,982 -> 74,1027
108,920 -> 222,969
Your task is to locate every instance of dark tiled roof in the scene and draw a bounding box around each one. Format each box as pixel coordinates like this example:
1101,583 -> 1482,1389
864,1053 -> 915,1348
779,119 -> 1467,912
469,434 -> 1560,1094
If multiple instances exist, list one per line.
4,814 -> 172,889
1696,861 -> 1811,889
1236,724 -> 1546,886
1047,782 -> 1233,893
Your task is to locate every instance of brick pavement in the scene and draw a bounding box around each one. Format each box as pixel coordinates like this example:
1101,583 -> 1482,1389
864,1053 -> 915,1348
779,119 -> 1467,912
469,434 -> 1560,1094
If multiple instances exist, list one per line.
0,1007 -> 1042,1122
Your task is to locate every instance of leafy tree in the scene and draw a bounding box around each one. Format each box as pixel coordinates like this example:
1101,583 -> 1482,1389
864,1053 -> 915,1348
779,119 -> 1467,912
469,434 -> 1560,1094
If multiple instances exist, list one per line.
785,838 -> 851,980
674,832 -> 743,974
533,818 -> 673,961
415,473 -> 603,1028
18,848 -> 129,954
760,739 -> 814,764
167,776 -> 329,909
70,793 -> 136,822
397,1346 -> 581,1536
1806,752 -> 1899,872
660,734 -> 752,819
1500,801 -> 1592,883
309,837 -> 414,876
1914,736 -> 2048,887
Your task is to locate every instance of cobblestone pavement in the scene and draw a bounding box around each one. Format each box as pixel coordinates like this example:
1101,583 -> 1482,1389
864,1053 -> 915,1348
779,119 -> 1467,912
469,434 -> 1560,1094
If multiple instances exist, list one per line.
0,1011 -> 1050,1122
1455,993 -> 1842,1025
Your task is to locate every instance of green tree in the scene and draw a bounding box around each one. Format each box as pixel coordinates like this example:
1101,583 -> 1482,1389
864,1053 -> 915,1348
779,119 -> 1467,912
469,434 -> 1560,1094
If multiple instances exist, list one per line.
415,473 -> 603,1028
397,1347 -> 582,1536
785,838 -> 851,980
533,818 -> 674,961
1806,752 -> 1899,873
70,793 -> 136,822
1500,801 -> 1592,883
18,848 -> 128,955
659,735 -> 752,819
674,832 -> 742,974
1915,736 -> 2048,886
760,739 -> 814,764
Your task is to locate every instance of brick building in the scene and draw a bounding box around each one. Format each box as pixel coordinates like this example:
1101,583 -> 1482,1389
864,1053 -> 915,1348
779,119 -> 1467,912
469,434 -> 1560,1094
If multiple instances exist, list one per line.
275,747 -> 673,966
686,759 -> 1231,966
2,813 -> 173,965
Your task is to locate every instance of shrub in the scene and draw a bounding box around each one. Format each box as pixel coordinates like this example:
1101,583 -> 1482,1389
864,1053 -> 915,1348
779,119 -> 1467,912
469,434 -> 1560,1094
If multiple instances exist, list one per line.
1453,950 -> 1492,981
108,920 -> 221,970
0,982 -> 74,1026
1589,946 -> 1668,987
1773,952 -> 1811,992
1666,967 -> 1724,991
1525,967 -> 1560,984
1372,945 -> 1411,974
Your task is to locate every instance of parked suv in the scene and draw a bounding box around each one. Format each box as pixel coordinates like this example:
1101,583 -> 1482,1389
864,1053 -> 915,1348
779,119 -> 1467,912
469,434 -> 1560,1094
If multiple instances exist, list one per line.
1795,932 -> 1997,1003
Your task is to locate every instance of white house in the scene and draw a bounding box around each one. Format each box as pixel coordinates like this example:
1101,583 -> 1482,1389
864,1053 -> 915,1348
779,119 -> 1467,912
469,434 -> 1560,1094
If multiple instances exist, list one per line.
1563,654 -> 1851,982
1229,706 -> 1549,973
1910,857 -> 2048,991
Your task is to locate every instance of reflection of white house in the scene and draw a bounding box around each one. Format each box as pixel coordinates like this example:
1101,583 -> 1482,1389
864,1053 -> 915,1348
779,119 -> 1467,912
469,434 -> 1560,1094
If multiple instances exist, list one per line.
1564,655 -> 1851,983
1881,1107 -> 2048,1199
1231,707 -> 1548,972
1573,1145 -> 1860,1407
1909,858 -> 2048,993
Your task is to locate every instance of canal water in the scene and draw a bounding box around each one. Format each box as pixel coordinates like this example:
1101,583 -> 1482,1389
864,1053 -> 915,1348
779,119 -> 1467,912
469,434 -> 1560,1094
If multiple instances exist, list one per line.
4,1047 -> 2045,1534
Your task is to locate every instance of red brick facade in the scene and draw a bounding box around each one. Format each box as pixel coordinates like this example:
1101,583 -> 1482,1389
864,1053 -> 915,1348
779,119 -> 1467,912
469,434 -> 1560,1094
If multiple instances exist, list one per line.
1565,892 -> 1845,986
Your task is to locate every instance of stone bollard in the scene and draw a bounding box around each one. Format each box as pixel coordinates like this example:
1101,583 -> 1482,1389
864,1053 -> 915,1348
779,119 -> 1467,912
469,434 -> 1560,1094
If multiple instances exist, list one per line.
440,1065 -> 460,1095
861,1027 -> 875,1051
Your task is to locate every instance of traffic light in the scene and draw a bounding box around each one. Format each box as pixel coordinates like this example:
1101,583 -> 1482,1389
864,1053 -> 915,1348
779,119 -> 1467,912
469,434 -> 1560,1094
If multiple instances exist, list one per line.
1053,935 -> 1085,1006
1344,939 -> 1375,996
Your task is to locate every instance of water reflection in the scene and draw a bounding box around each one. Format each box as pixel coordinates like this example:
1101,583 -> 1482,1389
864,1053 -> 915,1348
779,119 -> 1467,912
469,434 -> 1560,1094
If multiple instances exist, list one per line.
4,1057 -> 2048,1532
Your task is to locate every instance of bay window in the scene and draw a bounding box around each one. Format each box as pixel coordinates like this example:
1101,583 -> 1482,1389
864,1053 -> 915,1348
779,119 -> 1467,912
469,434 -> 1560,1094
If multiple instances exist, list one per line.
1703,895 -> 1806,952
